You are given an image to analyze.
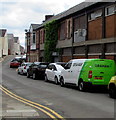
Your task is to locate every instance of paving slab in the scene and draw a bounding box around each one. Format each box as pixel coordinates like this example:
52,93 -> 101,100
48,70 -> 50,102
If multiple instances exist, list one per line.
0,92 -> 49,119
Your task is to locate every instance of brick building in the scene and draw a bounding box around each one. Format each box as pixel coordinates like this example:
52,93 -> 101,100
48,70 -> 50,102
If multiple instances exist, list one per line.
25,1 -> 116,62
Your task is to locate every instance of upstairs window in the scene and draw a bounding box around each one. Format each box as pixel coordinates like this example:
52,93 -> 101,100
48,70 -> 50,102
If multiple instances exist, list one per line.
33,33 -> 36,43
59,21 -> 66,40
88,9 -> 102,21
67,20 -> 71,38
105,5 -> 116,16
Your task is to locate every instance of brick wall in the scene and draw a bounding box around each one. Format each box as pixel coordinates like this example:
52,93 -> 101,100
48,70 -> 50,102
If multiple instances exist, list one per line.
106,14 -> 116,38
88,18 -> 102,40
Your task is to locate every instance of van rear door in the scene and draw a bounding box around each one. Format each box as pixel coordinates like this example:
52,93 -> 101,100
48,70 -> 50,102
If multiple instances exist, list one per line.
92,59 -> 115,85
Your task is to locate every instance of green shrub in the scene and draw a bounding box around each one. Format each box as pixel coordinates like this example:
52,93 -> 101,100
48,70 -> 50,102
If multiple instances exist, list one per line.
44,20 -> 58,62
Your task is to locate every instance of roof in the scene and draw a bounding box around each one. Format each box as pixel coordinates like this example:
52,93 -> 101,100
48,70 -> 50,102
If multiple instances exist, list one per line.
31,24 -> 41,30
36,2 -> 97,29
35,1 -> 115,30
0,29 -> 7,37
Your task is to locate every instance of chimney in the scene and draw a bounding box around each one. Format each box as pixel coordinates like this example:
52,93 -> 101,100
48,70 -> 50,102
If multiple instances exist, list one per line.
45,15 -> 54,21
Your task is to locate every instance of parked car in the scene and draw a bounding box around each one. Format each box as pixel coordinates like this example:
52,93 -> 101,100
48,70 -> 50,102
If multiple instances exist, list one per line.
10,58 -> 21,68
45,63 -> 65,84
27,62 -> 49,80
59,59 -> 116,91
17,62 -> 33,75
108,76 -> 116,99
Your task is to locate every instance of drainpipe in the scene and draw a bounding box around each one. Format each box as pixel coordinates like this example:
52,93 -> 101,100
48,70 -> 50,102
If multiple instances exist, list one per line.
71,18 -> 74,59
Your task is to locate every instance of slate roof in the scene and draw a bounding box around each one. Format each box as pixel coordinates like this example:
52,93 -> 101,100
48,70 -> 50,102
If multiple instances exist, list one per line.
35,2 -> 97,29
31,24 -> 41,30
35,0 -> 115,29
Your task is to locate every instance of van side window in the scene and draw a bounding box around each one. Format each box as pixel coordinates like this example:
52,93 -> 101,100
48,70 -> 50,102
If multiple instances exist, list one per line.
64,62 -> 72,69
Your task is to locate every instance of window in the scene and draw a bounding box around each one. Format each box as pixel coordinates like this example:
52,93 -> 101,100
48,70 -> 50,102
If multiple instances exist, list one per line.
33,33 -> 36,43
59,21 -> 66,40
48,65 -> 52,70
105,5 -> 116,16
95,10 -> 102,18
67,20 -> 71,38
88,9 -> 102,21
64,61 -> 72,69
52,65 -> 57,71
88,12 -> 95,21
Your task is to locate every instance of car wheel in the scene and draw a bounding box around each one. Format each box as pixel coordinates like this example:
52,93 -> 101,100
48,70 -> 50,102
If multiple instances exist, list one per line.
33,73 -> 36,80
60,77 -> 64,87
27,72 -> 30,78
54,76 -> 58,85
78,80 -> 85,91
45,75 -> 48,82
109,85 -> 116,99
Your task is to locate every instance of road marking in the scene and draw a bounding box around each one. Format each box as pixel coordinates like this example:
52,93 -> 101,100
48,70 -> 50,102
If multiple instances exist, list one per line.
1,87 -> 56,119
7,110 -> 37,113
0,85 -> 65,120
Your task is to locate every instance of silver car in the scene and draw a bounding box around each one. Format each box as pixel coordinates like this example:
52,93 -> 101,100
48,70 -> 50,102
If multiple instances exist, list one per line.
17,62 -> 32,75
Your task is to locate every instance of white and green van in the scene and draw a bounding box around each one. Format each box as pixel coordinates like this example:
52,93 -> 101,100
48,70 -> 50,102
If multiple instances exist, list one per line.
60,59 -> 116,91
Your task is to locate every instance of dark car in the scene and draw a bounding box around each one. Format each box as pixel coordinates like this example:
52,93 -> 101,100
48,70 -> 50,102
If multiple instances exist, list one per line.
27,62 -> 49,80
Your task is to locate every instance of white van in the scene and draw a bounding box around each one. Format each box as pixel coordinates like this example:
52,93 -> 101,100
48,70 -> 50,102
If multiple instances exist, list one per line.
59,59 -> 116,91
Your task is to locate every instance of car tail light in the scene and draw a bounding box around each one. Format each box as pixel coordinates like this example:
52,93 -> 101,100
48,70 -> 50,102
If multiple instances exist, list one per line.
24,66 -> 26,69
88,71 -> 92,78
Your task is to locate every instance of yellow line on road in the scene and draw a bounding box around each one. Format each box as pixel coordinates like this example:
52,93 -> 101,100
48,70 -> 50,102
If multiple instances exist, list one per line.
0,87 -> 57,119
0,85 -> 65,120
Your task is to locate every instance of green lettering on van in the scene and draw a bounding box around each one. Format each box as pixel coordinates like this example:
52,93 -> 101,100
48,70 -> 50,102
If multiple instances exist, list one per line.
95,64 -> 110,68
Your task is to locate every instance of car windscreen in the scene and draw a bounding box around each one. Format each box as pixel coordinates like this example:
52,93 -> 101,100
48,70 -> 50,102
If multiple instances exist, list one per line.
56,63 -> 66,67
26,63 -> 33,66
39,65 -> 48,68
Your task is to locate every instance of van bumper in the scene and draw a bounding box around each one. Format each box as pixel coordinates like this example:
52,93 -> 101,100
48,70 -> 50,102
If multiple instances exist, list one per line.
84,82 -> 108,90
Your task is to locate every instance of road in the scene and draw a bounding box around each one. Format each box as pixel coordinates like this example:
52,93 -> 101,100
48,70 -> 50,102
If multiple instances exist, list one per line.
1,55 -> 115,119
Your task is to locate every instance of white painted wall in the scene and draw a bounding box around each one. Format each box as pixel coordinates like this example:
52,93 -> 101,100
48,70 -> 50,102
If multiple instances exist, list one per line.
13,43 -> 21,55
0,37 -> 3,58
0,32 -> 8,57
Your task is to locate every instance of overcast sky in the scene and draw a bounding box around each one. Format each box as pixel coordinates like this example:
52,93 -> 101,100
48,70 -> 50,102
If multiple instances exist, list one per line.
0,0 -> 85,48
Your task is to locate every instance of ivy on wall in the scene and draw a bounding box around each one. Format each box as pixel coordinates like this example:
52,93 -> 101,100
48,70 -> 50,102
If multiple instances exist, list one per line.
44,20 -> 58,62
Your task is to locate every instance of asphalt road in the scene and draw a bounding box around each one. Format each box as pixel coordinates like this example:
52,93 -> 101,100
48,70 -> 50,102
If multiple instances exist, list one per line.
1,55 -> 115,119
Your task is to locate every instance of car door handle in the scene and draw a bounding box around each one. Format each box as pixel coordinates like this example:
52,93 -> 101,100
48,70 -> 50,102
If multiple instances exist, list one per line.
68,71 -> 72,72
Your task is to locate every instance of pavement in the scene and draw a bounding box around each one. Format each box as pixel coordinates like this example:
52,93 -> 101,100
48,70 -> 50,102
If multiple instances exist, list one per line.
0,56 -> 40,119
0,89 -> 40,119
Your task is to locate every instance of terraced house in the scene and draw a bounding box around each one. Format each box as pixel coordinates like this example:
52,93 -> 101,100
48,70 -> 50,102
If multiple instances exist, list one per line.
25,1 -> 116,62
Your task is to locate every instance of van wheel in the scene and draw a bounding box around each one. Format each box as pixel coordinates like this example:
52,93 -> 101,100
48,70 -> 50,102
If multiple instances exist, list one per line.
60,77 -> 64,87
78,80 -> 85,91
45,75 -> 48,82
54,76 -> 58,85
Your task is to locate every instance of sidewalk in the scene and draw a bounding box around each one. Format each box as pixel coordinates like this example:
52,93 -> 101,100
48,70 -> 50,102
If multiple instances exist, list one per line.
0,91 -> 40,119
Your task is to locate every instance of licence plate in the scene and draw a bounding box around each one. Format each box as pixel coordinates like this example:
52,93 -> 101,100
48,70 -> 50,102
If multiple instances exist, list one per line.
94,77 -> 103,80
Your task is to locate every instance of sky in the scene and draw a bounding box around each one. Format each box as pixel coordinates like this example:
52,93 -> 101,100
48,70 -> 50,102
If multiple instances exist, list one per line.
0,0 -> 85,48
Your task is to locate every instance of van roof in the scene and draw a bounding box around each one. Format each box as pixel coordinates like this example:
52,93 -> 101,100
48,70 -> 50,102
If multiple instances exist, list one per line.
70,59 -> 114,62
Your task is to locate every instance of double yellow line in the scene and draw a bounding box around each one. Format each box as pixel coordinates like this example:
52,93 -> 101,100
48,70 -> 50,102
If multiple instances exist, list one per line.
0,85 -> 65,120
